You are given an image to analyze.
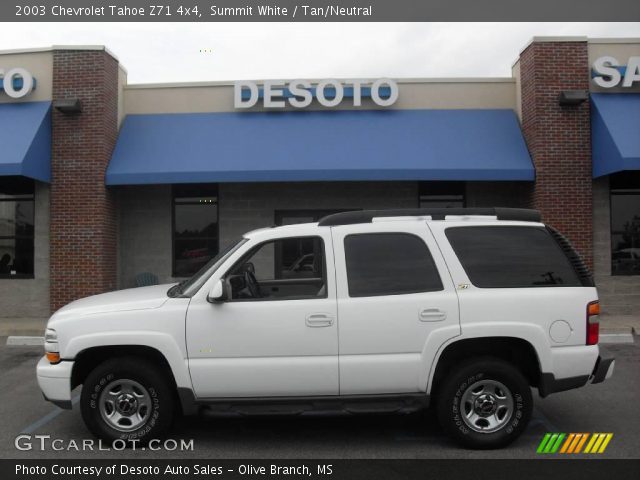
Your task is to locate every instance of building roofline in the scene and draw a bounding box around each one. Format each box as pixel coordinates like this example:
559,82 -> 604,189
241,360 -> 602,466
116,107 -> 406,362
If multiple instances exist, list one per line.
512,35 -> 640,69
587,37 -> 640,44
0,45 -> 119,61
124,77 -> 516,90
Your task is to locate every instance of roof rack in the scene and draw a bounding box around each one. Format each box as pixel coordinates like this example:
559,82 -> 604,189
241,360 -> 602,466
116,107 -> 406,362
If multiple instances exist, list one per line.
317,208 -> 541,227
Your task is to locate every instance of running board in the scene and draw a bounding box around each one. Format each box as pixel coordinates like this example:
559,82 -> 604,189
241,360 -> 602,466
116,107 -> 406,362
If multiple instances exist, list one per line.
179,390 -> 430,416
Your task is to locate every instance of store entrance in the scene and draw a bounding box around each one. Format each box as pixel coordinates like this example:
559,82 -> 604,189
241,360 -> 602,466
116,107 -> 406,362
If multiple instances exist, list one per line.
273,210 -> 350,279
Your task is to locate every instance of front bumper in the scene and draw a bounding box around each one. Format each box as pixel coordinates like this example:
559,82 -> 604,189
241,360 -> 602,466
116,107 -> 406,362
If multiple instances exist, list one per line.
591,356 -> 615,384
36,356 -> 74,409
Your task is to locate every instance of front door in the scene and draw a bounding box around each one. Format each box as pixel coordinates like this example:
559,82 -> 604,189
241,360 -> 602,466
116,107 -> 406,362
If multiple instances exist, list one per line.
186,228 -> 339,398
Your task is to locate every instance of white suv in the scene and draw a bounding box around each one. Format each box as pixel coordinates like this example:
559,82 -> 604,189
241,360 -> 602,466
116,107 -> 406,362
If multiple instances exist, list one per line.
37,208 -> 614,449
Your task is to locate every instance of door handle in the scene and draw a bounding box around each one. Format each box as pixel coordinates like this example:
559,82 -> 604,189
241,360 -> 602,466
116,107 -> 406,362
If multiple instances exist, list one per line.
305,313 -> 334,327
419,308 -> 447,322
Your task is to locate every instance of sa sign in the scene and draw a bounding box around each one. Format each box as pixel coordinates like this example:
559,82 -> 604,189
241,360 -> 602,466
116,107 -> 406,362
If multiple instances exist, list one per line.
0,68 -> 35,98
592,56 -> 640,88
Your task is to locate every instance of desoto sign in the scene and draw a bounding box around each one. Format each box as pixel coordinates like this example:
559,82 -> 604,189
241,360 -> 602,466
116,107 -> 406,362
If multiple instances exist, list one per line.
235,79 -> 399,109
0,67 -> 35,98
592,56 -> 640,88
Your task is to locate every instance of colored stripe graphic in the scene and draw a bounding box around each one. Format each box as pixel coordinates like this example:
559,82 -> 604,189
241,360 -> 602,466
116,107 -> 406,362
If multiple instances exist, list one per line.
537,433 -> 565,453
536,433 -> 552,453
537,433 -> 613,454
560,433 -> 575,453
585,433 -> 614,454
574,433 -> 589,453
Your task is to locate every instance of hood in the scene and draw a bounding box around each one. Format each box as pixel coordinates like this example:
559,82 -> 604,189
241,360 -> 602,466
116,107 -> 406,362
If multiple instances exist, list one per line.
50,284 -> 175,321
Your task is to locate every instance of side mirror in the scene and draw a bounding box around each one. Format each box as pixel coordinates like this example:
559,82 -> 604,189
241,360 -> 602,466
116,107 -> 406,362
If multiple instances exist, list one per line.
207,279 -> 227,303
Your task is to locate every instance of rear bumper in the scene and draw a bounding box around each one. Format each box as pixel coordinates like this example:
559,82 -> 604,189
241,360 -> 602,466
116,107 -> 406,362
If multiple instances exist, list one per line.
539,355 -> 614,397
591,356 -> 615,384
36,356 -> 74,409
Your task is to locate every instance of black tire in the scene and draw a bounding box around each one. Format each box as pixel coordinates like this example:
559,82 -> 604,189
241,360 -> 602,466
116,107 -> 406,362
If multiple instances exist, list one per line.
80,357 -> 174,445
436,357 -> 532,449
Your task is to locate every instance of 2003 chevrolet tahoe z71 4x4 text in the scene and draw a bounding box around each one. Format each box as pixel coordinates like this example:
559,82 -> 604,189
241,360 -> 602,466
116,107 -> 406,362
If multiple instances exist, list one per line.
37,208 -> 615,449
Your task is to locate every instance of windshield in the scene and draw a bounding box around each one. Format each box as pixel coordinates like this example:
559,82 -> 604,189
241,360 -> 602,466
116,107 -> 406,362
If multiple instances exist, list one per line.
167,238 -> 247,298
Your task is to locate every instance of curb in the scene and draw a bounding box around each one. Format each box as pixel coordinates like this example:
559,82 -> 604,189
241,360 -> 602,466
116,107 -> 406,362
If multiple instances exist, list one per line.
599,333 -> 635,344
6,336 -> 44,346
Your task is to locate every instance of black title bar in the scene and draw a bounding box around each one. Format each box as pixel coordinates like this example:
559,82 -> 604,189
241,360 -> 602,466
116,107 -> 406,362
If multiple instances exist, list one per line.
3,0 -> 640,21
5,459 -> 640,480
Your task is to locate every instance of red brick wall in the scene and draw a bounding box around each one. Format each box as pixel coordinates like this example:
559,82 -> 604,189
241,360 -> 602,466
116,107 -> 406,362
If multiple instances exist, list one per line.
519,40 -> 593,268
50,49 -> 119,311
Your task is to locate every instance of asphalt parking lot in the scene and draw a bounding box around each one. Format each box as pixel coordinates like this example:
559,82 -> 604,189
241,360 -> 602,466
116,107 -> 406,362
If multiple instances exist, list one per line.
1,338 -> 638,460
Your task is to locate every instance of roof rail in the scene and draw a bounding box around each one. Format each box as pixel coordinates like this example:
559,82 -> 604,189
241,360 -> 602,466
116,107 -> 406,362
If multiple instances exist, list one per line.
317,208 -> 541,227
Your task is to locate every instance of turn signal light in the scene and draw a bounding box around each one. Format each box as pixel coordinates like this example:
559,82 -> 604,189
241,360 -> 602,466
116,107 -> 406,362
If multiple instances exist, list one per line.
586,301 -> 600,345
46,352 -> 61,364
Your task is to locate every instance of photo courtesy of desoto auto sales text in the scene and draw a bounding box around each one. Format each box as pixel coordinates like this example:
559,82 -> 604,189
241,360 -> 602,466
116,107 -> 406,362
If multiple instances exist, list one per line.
0,1 -> 639,479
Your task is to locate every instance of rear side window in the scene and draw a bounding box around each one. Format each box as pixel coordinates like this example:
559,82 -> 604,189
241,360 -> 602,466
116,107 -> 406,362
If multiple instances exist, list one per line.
445,226 -> 581,288
344,233 -> 443,297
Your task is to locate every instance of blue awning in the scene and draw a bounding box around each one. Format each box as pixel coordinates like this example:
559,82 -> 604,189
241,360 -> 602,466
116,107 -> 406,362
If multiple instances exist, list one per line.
0,101 -> 51,182
106,109 -> 534,185
592,93 -> 640,178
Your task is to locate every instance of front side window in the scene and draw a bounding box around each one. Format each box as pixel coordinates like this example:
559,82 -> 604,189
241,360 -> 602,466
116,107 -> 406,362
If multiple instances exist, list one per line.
446,226 -> 581,288
172,184 -> 219,277
0,177 -> 34,278
610,172 -> 640,276
226,236 -> 326,301
344,233 -> 443,297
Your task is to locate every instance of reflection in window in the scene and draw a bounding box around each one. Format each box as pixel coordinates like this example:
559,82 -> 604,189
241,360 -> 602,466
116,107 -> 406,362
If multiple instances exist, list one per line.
0,177 -> 35,278
446,226 -> 581,288
226,237 -> 326,301
172,184 -> 218,277
611,172 -> 640,276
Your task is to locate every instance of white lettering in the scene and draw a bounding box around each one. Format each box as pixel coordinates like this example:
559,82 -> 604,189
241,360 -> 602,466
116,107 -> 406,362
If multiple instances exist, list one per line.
622,57 -> 640,88
0,67 -> 35,98
289,80 -> 313,108
593,56 -> 640,88
316,79 -> 343,107
234,79 -> 399,109
263,80 -> 286,108
371,78 -> 399,106
234,81 -> 259,108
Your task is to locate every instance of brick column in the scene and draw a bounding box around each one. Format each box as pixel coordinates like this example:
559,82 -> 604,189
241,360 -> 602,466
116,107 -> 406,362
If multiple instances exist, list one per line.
519,40 -> 593,268
50,49 -> 119,311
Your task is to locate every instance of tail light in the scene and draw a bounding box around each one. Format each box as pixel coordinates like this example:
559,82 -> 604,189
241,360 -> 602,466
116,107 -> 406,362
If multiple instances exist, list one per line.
586,301 -> 600,345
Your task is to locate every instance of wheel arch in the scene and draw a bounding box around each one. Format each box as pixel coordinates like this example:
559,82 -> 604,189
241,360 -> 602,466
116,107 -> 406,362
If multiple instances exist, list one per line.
70,344 -> 194,415
428,337 -> 542,396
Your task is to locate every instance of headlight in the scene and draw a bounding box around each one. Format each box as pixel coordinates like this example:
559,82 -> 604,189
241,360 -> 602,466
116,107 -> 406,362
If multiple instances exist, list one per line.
44,328 -> 58,343
44,328 -> 60,363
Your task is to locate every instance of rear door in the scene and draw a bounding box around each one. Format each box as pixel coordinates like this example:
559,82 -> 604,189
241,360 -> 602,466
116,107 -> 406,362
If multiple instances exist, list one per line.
331,221 -> 460,395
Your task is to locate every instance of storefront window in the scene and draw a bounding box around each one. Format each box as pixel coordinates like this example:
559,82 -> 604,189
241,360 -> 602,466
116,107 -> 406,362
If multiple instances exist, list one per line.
0,177 -> 35,278
610,172 -> 640,276
172,184 -> 219,277
419,182 -> 466,208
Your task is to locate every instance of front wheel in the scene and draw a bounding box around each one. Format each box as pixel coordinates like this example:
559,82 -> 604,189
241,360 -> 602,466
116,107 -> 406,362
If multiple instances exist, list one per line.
436,357 -> 532,449
80,357 -> 175,445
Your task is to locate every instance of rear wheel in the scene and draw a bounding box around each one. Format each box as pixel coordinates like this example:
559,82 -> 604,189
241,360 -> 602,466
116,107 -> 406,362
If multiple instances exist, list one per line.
80,357 -> 174,445
436,357 -> 532,449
